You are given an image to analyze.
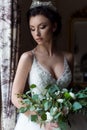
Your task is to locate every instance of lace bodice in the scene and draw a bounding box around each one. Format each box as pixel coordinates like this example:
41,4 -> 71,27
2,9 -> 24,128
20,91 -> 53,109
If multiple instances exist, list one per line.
28,55 -> 72,95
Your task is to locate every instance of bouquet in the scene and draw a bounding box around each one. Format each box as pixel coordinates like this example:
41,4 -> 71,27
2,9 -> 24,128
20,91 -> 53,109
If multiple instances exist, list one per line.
18,84 -> 87,130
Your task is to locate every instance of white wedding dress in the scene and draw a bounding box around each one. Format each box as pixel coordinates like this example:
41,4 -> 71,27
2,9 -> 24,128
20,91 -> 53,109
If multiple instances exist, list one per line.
14,55 -> 72,130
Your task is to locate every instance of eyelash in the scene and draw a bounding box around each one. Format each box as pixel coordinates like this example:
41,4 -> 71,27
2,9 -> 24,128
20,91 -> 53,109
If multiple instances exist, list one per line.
30,28 -> 35,31
30,25 -> 47,32
40,25 -> 47,29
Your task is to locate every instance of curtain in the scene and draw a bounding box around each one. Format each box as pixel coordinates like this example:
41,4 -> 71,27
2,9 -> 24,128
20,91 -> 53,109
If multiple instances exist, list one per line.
0,0 -> 19,130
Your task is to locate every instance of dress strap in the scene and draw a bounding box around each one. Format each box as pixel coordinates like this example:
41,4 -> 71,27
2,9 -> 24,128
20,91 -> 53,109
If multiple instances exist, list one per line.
31,50 -> 35,55
31,50 -> 36,59
31,50 -> 37,63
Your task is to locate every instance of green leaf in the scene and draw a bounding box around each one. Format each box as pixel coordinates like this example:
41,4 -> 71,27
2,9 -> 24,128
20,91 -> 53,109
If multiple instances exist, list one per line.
64,92 -> 71,99
44,101 -> 52,111
58,118 -> 68,130
30,84 -> 37,89
37,109 -> 43,115
46,84 -> 60,94
73,102 -> 82,111
41,113 -> 47,121
76,93 -> 87,99
31,115 -> 38,122
54,112 -> 62,120
18,107 -> 28,113
32,94 -> 39,101
22,99 -> 31,105
79,99 -> 87,106
30,106 -> 35,111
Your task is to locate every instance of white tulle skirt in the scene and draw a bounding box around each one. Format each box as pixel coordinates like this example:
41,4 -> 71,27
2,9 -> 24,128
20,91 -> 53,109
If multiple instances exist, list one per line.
14,113 -> 45,130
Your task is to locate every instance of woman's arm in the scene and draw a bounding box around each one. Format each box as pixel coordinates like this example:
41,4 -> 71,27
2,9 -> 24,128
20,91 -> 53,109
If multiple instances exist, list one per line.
11,51 -> 35,116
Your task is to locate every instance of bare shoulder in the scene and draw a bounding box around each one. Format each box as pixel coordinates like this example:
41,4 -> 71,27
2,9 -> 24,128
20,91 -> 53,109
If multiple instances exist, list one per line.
63,51 -> 73,64
19,51 -> 33,64
19,51 -> 33,68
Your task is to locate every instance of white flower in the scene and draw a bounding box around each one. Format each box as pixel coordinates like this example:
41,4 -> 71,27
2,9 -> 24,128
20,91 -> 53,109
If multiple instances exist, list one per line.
46,93 -> 50,98
55,91 -> 60,95
69,92 -> 76,99
52,107 -> 58,115
46,112 -> 53,122
39,94 -> 45,101
62,88 -> 68,92
57,99 -> 64,103
49,97 -> 52,100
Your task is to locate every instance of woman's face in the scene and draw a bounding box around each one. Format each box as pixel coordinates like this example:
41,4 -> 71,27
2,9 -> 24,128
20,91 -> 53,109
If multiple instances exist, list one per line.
29,15 -> 56,45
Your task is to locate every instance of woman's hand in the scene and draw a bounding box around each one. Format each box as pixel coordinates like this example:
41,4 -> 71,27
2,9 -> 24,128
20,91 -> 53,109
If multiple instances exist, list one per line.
24,110 -> 36,117
45,122 -> 59,130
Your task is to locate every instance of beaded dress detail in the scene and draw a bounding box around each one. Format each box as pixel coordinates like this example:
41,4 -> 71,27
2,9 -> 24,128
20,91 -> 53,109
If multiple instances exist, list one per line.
29,55 -> 72,95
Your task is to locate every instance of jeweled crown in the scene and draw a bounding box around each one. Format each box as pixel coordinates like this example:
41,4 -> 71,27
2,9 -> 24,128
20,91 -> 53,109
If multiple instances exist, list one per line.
30,0 -> 57,11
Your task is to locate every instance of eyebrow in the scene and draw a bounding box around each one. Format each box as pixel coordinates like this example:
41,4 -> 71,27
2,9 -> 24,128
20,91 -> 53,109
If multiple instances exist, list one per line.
30,22 -> 47,27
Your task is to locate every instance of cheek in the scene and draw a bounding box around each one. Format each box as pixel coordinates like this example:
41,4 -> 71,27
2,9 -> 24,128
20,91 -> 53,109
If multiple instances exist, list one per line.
44,28 -> 53,37
31,32 -> 35,39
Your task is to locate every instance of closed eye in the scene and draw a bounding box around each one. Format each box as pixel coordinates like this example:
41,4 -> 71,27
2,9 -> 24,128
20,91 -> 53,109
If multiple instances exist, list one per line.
39,25 -> 47,29
30,28 -> 35,31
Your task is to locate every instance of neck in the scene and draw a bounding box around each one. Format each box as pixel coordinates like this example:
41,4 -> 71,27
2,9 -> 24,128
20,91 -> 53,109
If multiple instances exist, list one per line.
36,41 -> 57,57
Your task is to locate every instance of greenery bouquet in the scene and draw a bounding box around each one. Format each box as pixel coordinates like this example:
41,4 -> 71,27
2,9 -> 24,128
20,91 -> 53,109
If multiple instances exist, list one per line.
18,84 -> 87,130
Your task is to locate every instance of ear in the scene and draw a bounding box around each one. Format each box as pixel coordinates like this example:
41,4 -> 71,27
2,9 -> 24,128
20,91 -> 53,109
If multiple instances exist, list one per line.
53,22 -> 57,32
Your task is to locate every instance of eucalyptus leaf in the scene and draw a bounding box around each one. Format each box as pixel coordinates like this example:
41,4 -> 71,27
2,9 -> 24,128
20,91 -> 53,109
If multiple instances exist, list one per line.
30,106 -> 35,111
41,113 -> 47,121
46,84 -> 59,94
22,99 -> 31,105
73,102 -> 82,111
30,84 -> 37,89
79,99 -> 87,106
37,109 -> 43,115
76,93 -> 87,98
58,119 -> 68,130
31,115 -> 38,122
54,112 -> 62,120
44,101 -> 52,111
50,107 -> 56,116
32,94 -> 39,101
18,107 -> 28,113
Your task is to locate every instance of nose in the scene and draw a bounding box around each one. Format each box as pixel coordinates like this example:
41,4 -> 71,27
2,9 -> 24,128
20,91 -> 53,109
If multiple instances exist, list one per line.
36,28 -> 41,36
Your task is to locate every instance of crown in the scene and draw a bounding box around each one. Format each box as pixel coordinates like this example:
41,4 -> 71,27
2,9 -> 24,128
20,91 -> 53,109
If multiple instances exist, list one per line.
30,0 -> 57,11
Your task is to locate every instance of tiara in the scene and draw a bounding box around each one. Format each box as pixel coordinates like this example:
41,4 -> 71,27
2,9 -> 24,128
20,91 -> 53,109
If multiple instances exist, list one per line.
30,0 -> 57,11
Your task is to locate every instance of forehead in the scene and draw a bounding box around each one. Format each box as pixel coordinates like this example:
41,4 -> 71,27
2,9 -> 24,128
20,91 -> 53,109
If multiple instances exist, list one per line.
29,14 -> 51,26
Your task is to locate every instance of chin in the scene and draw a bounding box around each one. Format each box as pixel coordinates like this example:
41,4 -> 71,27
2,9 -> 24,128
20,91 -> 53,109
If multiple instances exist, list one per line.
37,41 -> 44,45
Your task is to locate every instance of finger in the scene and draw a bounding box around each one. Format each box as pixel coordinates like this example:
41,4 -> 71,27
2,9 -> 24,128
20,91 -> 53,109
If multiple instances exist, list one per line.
50,123 -> 59,127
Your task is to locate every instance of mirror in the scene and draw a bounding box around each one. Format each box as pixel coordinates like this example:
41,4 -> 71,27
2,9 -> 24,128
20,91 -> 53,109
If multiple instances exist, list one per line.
69,7 -> 87,85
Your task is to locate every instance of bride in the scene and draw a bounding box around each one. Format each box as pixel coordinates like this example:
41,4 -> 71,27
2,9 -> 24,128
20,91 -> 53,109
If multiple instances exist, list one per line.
11,0 -> 73,130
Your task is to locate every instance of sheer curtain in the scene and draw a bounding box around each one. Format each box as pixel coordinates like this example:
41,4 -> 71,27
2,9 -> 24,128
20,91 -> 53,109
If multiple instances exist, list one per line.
0,0 -> 19,130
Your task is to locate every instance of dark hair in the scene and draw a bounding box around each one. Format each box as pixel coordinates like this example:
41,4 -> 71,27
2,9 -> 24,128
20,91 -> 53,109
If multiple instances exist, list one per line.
27,6 -> 62,36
